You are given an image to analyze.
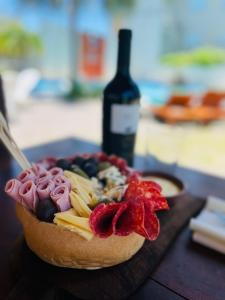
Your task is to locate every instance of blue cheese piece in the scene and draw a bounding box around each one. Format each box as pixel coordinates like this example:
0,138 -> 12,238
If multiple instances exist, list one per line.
98,166 -> 126,187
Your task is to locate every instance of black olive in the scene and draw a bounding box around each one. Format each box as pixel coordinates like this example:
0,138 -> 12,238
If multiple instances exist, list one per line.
72,156 -> 86,168
56,159 -> 71,170
36,198 -> 58,223
82,162 -> 98,178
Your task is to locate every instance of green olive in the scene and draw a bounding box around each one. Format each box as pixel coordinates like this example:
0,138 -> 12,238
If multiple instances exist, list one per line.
98,162 -> 112,171
70,164 -> 89,179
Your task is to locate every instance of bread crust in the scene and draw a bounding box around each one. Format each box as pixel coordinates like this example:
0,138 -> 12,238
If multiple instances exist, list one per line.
16,204 -> 145,269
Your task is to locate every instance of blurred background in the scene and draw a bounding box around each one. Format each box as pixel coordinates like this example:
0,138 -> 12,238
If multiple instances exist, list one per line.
1,0 -> 225,177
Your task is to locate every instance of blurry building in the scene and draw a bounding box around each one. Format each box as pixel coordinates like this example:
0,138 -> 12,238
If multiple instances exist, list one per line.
2,0 -> 225,81
163,0 -> 225,51
0,0 -> 166,81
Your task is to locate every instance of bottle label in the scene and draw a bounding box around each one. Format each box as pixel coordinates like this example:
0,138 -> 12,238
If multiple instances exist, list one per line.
110,104 -> 140,134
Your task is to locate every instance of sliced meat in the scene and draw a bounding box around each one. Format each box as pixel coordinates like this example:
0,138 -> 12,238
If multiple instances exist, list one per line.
50,185 -> 71,212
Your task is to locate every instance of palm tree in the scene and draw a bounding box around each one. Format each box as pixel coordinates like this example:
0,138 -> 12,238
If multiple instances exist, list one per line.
0,23 -> 43,59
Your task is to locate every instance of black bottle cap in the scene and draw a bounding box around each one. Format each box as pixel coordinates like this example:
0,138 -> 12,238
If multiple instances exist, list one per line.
119,29 -> 132,40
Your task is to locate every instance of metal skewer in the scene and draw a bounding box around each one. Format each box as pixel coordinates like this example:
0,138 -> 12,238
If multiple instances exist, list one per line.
0,112 -> 31,170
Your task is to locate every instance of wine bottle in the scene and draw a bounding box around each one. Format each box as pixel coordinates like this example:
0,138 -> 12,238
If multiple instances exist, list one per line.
102,29 -> 140,166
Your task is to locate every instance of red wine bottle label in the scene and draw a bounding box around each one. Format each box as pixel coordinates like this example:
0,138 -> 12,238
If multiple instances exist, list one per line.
110,104 -> 140,134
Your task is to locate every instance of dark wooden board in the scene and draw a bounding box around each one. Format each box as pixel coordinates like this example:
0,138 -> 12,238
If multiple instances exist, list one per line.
129,279 -> 185,300
152,227 -> 225,300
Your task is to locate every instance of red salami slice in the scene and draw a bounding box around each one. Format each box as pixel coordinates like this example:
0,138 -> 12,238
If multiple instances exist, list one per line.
135,211 -> 159,241
89,203 -> 121,238
124,180 -> 159,202
136,198 -> 160,240
112,202 -> 134,236
124,180 -> 167,212
144,195 -> 169,211
113,198 -> 146,237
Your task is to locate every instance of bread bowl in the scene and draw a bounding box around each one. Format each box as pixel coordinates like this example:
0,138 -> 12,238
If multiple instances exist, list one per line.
16,203 -> 145,269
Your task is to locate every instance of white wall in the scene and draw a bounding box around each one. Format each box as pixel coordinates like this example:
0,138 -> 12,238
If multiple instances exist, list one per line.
104,0 -> 165,81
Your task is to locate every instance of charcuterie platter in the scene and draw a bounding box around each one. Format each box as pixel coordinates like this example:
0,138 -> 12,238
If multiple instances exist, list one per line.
5,152 -> 169,270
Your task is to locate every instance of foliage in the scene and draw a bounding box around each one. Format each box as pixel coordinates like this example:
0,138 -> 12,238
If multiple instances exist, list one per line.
161,47 -> 225,67
65,80 -> 102,101
0,23 -> 43,58
105,0 -> 136,13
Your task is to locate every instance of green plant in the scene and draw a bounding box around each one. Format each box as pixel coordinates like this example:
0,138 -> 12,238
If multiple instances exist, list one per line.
105,0 -> 136,13
65,80 -> 102,101
161,47 -> 225,67
0,23 -> 43,58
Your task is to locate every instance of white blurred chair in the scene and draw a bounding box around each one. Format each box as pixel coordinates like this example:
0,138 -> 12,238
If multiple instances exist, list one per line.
13,68 -> 41,105
2,69 -> 41,121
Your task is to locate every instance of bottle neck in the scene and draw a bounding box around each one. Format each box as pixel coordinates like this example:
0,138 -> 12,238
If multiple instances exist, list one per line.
116,35 -> 131,77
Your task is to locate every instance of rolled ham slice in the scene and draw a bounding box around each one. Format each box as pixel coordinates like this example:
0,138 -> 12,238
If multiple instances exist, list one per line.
35,170 -> 52,186
49,167 -> 64,178
53,174 -> 71,190
37,180 -> 55,200
5,179 -> 22,204
50,185 -> 71,212
31,163 -> 47,176
18,169 -> 36,183
19,180 -> 39,212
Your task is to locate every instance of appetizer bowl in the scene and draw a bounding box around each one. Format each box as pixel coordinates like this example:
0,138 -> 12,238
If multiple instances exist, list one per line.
5,153 -> 169,270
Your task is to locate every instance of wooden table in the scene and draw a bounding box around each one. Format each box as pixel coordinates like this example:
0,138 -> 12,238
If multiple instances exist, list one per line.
0,138 -> 224,300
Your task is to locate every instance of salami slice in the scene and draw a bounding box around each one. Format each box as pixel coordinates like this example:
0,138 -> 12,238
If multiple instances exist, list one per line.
124,180 -> 161,200
112,202 -> 134,236
124,180 -> 166,212
135,201 -> 160,241
89,203 -> 121,238
144,195 -> 169,211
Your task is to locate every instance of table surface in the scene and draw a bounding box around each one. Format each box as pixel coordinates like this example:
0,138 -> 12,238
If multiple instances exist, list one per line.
0,138 -> 224,300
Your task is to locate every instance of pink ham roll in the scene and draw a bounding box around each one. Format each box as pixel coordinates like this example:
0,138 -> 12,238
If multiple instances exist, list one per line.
50,185 -> 71,212
37,180 -> 55,200
31,163 -> 47,176
19,180 -> 39,212
35,170 -> 52,185
53,174 -> 71,190
18,169 -> 36,183
49,167 -> 64,178
5,179 -> 22,204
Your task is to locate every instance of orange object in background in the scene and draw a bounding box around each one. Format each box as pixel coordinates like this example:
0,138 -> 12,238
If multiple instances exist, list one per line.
166,94 -> 192,107
202,91 -> 225,107
151,91 -> 225,124
79,34 -> 105,79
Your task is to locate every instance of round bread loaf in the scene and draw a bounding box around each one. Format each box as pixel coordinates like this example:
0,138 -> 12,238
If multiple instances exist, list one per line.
16,204 -> 145,269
